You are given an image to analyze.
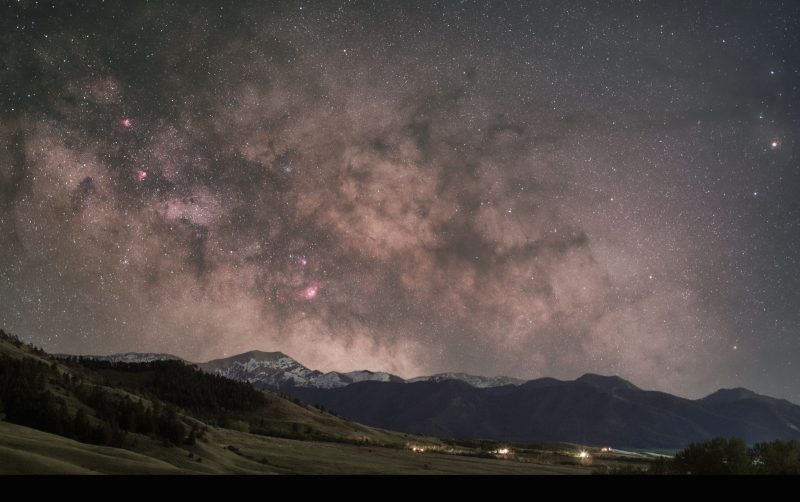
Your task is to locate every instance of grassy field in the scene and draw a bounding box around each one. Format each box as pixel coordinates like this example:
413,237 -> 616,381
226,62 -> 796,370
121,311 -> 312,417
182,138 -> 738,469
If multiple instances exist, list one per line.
211,426 -> 591,474
0,421 -> 193,474
0,420 -> 592,475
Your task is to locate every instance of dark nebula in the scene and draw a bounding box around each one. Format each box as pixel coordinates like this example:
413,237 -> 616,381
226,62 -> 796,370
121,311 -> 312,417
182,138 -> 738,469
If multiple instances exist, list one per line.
1,1 -> 799,400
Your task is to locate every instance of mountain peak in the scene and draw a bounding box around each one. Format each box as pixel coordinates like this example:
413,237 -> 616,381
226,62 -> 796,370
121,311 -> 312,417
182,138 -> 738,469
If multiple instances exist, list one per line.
199,349 -> 317,388
700,387 -> 761,405
198,351 -> 405,389
575,373 -> 639,391
204,350 -> 293,365
239,350 -> 291,360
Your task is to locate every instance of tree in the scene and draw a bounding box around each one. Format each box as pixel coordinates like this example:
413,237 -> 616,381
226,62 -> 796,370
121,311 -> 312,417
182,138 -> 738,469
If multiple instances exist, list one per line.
73,408 -> 91,441
185,429 -> 197,446
751,440 -> 800,475
673,437 -> 751,475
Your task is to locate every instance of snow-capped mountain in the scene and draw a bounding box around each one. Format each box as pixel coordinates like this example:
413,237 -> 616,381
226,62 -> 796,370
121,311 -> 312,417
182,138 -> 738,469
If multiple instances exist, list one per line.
408,373 -> 525,388
57,349 -> 525,390
197,350 -> 404,389
55,352 -> 183,363
197,351 -> 522,389
309,370 -> 404,389
198,350 -> 320,388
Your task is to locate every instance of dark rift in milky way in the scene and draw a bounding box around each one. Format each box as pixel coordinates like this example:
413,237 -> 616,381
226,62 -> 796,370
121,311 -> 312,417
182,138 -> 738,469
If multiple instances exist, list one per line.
0,1 -> 798,400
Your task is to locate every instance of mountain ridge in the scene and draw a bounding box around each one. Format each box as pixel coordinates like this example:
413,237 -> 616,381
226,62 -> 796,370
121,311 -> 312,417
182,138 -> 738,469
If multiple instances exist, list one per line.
290,378 -> 800,448
59,349 -> 795,406
54,352 -> 184,364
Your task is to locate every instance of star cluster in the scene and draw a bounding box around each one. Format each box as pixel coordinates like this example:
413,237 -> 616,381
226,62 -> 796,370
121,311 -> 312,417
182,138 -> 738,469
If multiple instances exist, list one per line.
1,1 -> 798,400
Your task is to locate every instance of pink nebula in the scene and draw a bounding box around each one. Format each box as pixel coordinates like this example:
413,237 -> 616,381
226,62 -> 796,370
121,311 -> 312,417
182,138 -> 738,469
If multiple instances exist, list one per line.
120,118 -> 133,128
135,170 -> 148,182
299,283 -> 320,301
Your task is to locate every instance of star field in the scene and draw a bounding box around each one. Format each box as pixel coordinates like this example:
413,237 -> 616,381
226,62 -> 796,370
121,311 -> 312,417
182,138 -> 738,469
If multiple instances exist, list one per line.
1,0 -> 799,400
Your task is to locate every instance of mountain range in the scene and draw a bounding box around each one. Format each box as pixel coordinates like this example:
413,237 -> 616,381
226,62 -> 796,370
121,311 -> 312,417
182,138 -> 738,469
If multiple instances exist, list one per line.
290,376 -> 800,448
197,350 -> 523,389
65,349 -> 800,448
72,350 -> 521,389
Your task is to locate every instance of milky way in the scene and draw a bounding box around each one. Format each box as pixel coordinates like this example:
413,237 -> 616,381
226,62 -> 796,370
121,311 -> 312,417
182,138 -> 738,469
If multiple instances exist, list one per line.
1,1 -> 799,400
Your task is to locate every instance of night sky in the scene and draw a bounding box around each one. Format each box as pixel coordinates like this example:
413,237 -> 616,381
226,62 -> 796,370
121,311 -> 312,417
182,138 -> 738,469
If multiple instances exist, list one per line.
1,1 -> 799,401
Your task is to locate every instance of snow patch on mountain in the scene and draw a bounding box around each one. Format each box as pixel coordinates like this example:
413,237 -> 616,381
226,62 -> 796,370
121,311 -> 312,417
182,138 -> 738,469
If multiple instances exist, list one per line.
408,372 -> 525,388
346,370 -> 398,383
197,351 -> 407,389
198,351 -> 322,388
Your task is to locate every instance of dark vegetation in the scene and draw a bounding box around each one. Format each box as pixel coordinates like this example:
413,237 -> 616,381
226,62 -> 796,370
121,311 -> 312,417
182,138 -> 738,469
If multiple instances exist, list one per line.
0,329 -> 264,448
647,437 -> 800,475
66,357 -> 268,415
597,437 -> 800,475
0,351 -> 200,447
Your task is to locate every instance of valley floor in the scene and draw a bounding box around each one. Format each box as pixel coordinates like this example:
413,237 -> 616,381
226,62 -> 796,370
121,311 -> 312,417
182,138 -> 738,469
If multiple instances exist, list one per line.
0,420 -> 589,475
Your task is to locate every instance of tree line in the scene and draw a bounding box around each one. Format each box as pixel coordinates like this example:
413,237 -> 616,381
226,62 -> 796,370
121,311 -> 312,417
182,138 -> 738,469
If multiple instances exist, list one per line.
0,329 -> 204,447
0,354 -> 196,447
650,437 -> 800,475
62,357 -> 269,415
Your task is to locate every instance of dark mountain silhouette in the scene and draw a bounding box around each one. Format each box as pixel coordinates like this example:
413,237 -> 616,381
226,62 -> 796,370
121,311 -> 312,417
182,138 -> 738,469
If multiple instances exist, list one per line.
287,374 -> 800,448
700,387 -> 761,406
